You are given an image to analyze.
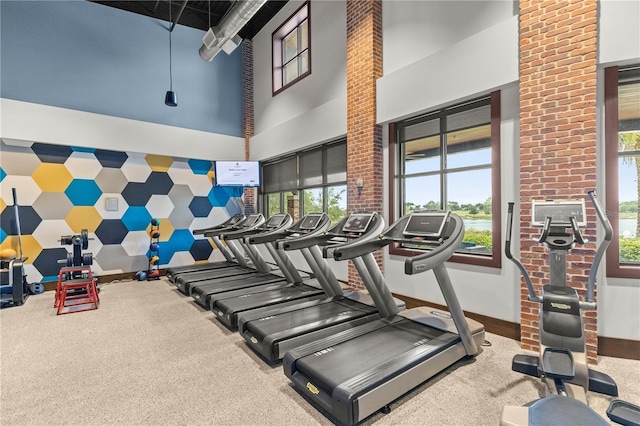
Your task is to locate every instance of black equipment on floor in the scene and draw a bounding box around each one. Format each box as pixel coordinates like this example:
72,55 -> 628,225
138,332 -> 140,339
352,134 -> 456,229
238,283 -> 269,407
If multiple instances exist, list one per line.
238,212 -> 407,363
1,188 -> 34,308
209,213 -> 342,328
171,214 -> 266,293
188,212 -> 313,310
165,214 -> 245,282
283,211 -> 484,425
204,213 -> 337,329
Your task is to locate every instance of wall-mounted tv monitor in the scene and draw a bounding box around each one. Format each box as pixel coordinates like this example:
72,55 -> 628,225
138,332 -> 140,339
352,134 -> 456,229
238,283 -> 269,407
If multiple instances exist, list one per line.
214,161 -> 260,187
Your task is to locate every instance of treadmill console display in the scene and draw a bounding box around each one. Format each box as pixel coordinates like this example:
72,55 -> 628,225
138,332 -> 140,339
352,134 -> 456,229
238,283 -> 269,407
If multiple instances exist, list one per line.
242,214 -> 262,228
299,213 -> 324,230
532,199 -> 586,227
402,212 -> 450,238
342,213 -> 374,234
265,214 -> 286,229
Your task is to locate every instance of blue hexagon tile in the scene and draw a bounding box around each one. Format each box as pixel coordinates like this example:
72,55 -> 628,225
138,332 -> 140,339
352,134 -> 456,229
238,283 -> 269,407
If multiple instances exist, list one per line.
188,159 -> 213,175
65,179 -> 103,206
122,206 -> 152,231
0,141 -> 243,280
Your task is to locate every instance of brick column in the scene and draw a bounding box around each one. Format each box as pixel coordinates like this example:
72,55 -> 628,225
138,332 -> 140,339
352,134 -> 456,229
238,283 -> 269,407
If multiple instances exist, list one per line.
242,39 -> 255,214
346,0 -> 383,289
519,0 -> 599,363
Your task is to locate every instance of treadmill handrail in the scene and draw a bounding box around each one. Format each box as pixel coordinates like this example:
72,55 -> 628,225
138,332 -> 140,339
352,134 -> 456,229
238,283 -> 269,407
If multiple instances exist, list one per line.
324,212 -> 387,260
192,214 -> 244,235
404,214 -> 464,275
203,214 -> 263,237
236,214 -> 295,244
248,214 -> 330,245
277,215 -> 347,251
218,215 -> 273,240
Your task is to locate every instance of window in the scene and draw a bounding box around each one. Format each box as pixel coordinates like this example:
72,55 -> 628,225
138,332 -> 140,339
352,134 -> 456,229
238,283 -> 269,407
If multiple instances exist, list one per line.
605,65 -> 640,278
390,92 -> 502,268
272,2 -> 310,95
261,141 -> 347,224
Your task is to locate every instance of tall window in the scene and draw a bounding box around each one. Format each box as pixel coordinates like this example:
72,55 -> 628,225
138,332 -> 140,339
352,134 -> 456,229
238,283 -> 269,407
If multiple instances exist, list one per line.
605,65 -> 640,278
272,2 -> 310,95
390,92 -> 501,268
261,141 -> 347,224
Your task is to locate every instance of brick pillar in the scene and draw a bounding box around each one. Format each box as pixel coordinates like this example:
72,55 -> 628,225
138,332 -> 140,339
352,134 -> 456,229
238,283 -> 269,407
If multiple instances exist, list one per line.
242,39 -> 255,214
519,0 -> 599,364
346,0 -> 383,290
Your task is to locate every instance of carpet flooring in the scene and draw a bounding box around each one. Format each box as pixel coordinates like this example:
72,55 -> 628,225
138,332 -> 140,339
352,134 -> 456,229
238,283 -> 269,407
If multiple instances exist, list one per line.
1,278 -> 638,425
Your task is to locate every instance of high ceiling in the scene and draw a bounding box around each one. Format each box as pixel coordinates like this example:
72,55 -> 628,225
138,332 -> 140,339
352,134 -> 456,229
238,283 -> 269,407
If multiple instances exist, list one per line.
90,0 -> 288,39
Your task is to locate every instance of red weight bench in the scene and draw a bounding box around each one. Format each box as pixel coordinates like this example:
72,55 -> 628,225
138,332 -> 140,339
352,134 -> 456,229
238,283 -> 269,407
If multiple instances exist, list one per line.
55,266 -> 99,315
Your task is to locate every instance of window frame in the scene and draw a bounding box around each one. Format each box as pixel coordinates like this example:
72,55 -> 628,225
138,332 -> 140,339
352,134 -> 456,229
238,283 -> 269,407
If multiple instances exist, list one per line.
388,91 -> 502,268
272,1 -> 311,96
260,140 -> 347,222
604,65 -> 640,279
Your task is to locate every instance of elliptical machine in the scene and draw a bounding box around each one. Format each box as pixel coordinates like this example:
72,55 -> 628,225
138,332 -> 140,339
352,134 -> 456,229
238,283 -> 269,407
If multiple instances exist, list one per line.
501,190 -> 639,425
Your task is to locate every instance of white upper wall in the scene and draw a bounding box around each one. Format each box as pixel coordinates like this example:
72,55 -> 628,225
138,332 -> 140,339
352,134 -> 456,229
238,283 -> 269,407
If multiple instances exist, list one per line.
0,99 -> 245,160
250,0 -> 347,161
599,0 -> 640,66
378,3 -> 518,124
382,0 -> 516,75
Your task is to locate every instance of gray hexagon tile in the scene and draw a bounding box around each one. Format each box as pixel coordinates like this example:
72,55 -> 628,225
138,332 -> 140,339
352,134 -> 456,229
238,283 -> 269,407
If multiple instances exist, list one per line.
0,143 -> 41,175
33,192 -> 74,220
95,168 -> 129,193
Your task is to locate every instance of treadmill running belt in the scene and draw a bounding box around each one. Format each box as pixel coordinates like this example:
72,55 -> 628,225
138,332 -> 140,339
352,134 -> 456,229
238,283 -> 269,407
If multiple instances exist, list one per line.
295,319 -> 451,392
247,298 -> 377,341
216,285 -> 320,312
192,274 -> 283,296
176,266 -> 253,284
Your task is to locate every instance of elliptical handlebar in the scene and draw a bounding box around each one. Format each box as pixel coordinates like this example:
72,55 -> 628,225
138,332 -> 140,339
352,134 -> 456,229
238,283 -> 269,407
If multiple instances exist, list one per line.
586,190 -> 613,304
570,216 -> 586,245
506,202 -> 541,303
533,216 -> 553,244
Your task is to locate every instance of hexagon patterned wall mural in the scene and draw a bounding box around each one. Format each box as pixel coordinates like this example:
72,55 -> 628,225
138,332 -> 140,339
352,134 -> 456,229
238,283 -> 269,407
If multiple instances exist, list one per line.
0,140 -> 244,283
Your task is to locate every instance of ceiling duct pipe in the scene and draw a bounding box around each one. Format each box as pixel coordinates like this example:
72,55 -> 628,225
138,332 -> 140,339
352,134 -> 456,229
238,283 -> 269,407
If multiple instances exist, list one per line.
199,0 -> 268,62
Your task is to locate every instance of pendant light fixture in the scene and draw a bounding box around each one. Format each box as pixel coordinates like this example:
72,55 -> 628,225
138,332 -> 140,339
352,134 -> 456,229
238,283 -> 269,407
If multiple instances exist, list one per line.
165,0 -> 177,107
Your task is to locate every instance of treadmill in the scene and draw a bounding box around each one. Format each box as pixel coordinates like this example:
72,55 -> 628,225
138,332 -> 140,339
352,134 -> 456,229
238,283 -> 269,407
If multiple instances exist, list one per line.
282,211 -> 485,426
165,214 -> 244,283
173,214 -> 266,294
189,213 -> 316,311
210,213 -> 345,329
238,212 -> 406,363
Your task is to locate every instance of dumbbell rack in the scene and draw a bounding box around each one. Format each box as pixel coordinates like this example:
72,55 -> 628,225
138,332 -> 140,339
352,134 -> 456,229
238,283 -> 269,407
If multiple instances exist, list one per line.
56,229 -> 99,296
147,220 -> 160,280
60,229 -> 93,270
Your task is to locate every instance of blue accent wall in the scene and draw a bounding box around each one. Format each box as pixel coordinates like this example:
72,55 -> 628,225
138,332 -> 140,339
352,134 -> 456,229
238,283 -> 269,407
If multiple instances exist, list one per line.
1,1 -> 243,137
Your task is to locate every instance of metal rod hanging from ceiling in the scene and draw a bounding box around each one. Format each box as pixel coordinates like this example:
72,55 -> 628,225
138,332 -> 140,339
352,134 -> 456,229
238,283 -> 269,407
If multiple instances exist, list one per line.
169,0 -> 189,32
